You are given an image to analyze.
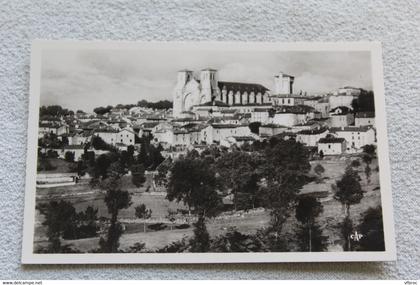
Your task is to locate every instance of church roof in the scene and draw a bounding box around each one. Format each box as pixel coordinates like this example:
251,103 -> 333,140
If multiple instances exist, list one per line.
218,81 -> 269,94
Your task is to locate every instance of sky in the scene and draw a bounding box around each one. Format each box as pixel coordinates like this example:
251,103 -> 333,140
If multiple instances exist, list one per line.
40,47 -> 372,112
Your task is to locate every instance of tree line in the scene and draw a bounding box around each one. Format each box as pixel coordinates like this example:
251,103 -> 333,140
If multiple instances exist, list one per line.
36,136 -> 384,253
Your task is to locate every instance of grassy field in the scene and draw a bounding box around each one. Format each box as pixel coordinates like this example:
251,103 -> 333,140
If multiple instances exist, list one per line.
34,155 -> 382,252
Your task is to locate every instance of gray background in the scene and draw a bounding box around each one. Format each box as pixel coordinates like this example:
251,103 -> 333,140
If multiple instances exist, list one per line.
0,0 -> 419,279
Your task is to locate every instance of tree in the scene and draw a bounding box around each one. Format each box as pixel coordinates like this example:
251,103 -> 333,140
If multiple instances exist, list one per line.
93,106 -> 112,115
99,168 -> 132,253
131,163 -> 146,188
167,157 -> 221,252
362,144 -> 376,184
313,163 -> 325,183
91,135 -> 112,150
216,151 -> 261,211
77,206 -> 99,238
340,216 -> 354,251
64,151 -> 75,162
155,157 -> 172,187
351,159 -> 361,168
189,215 -> 211,252
135,204 -> 152,233
37,200 -> 77,253
259,139 -> 311,249
210,227 -> 265,252
333,166 -> 363,218
319,150 -> 324,159
355,206 -> 385,251
248,122 -> 261,135
295,196 -> 327,252
166,209 -> 177,231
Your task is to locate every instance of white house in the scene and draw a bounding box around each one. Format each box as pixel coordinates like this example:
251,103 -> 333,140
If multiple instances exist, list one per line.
318,137 -> 346,155
355,112 -> 375,127
116,129 -> 136,145
250,108 -> 271,123
329,94 -> 356,110
94,128 -> 119,145
38,122 -> 69,138
329,106 -> 354,128
331,126 -> 375,150
271,112 -> 307,127
270,95 -> 305,106
94,128 -> 136,146
296,128 -> 329,147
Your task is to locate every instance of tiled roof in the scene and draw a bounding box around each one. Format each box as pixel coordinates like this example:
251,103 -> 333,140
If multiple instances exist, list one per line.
318,137 -> 345,143
298,128 -> 328,135
330,126 -> 372,133
218,81 -> 269,94
232,136 -> 255,141
141,122 -> 160,129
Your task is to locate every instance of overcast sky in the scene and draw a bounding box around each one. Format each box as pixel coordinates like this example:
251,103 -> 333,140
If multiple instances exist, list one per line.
40,48 -> 372,112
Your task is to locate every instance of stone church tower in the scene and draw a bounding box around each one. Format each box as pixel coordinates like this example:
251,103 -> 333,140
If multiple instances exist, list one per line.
173,69 -> 219,117
274,72 -> 294,94
199,68 -> 219,103
173,69 -> 193,117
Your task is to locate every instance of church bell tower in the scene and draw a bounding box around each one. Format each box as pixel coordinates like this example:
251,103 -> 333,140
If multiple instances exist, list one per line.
199,68 -> 218,104
173,69 -> 193,117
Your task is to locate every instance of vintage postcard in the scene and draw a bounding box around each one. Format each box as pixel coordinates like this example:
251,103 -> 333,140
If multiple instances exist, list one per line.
22,41 -> 396,263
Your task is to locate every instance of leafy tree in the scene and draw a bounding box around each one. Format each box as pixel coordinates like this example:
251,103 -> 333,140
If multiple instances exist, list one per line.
155,157 -> 172,187
89,152 -> 120,183
156,238 -> 190,253
74,206 -> 99,239
126,242 -> 146,253
137,99 -> 173,110
340,216 -> 354,251
98,168 -> 132,253
37,200 -> 77,252
91,135 -> 112,150
313,163 -> 325,183
248,122 -> 261,135
259,139 -> 311,249
64,151 -> 75,162
189,215 -> 211,252
362,144 -> 376,184
351,159 -> 361,168
167,157 -> 221,252
210,227 -> 265,252
131,163 -> 146,188
333,166 -> 363,218
93,106 -> 113,115
166,209 -> 177,230
216,151 -> 261,210
295,196 -> 327,252
135,203 -> 152,233
167,157 -> 221,217
39,105 -> 72,117
355,206 -> 385,251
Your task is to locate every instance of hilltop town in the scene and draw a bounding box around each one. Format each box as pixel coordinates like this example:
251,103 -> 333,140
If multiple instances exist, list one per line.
35,69 -> 381,254
38,70 -> 376,163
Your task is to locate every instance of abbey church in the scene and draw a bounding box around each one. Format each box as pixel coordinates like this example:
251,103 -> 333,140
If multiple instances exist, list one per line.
172,68 -> 295,117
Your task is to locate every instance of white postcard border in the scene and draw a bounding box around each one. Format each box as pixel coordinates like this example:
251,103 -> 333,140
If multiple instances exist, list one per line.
22,41 -> 396,264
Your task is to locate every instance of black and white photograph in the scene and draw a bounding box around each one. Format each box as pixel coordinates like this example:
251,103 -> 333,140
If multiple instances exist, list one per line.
22,41 -> 395,263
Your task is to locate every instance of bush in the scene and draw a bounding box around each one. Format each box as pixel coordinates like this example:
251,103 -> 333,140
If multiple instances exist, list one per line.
64,151 -> 75,162
147,223 -> 167,231
175,224 -> 190,229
